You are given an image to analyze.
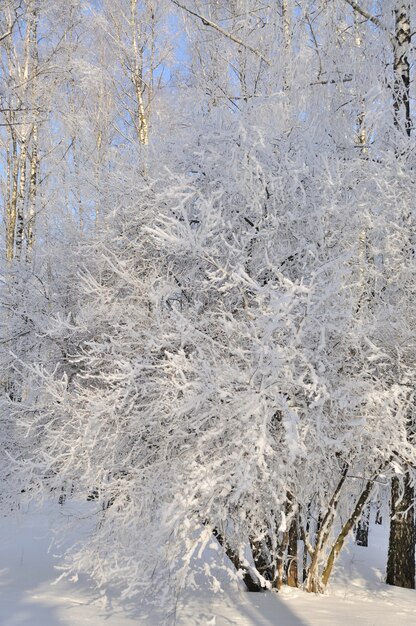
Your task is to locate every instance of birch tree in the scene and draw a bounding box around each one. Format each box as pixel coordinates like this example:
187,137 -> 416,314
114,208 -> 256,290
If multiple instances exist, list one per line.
94,0 -> 170,147
342,0 -> 415,590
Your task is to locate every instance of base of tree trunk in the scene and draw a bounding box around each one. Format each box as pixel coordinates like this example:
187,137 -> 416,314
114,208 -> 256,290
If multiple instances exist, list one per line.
355,504 -> 370,547
386,474 -> 415,589
286,516 -> 298,587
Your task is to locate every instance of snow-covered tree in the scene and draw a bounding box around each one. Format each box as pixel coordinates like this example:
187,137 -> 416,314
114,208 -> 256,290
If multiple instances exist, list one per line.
1,0 -> 415,606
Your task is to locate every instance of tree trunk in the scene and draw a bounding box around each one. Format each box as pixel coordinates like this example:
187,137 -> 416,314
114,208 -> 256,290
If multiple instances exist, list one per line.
27,123 -> 38,252
281,0 -> 291,91
386,475 -> 415,589
250,536 -> 274,584
302,512 -> 311,582
27,9 -> 39,252
15,140 -> 27,258
131,0 -> 149,146
393,4 -> 411,136
212,527 -> 264,592
355,503 -> 370,547
286,514 -> 298,587
321,479 -> 373,587
6,136 -> 19,261
387,6 -> 414,588
306,463 -> 349,592
274,528 -> 288,590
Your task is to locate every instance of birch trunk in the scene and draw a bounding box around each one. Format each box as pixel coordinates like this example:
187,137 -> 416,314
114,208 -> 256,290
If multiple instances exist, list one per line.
355,14 -> 370,311
387,3 -> 415,591
27,6 -> 39,252
321,480 -> 373,587
131,0 -> 149,145
15,139 -> 27,258
281,0 -> 291,91
6,136 -> 19,261
27,123 -> 38,252
306,463 -> 349,592
393,4 -> 411,136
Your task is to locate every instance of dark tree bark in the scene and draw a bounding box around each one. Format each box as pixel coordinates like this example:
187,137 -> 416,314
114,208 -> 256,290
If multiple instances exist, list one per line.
393,4 -> 411,136
250,536 -> 275,584
355,503 -> 370,547
386,3 -> 415,591
213,527 -> 264,592
286,514 -> 298,587
386,475 -> 415,589
302,512 -> 311,582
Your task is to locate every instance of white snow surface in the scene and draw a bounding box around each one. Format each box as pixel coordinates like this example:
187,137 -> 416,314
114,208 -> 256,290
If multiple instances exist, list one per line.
0,504 -> 415,626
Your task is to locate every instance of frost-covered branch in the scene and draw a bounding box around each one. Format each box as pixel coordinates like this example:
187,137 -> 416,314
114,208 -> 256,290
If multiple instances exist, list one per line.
170,0 -> 271,65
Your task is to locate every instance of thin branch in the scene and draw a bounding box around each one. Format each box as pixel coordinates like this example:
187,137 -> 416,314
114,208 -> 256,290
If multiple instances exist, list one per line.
306,14 -> 323,81
0,330 -> 30,345
0,3 -> 22,43
0,26 -> 14,42
342,0 -> 395,45
334,98 -> 356,112
170,0 -> 271,66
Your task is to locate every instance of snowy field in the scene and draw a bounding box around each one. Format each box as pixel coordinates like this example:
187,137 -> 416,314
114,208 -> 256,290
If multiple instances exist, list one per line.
0,504 -> 415,626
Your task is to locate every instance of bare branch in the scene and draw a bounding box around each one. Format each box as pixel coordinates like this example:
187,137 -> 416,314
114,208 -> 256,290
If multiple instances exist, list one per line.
0,1 -> 23,42
306,14 -> 323,81
170,0 -> 271,66
342,0 -> 395,44
0,27 -> 13,42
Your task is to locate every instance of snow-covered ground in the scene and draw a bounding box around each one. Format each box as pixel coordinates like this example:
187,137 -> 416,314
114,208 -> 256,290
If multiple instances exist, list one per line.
0,504 -> 415,626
